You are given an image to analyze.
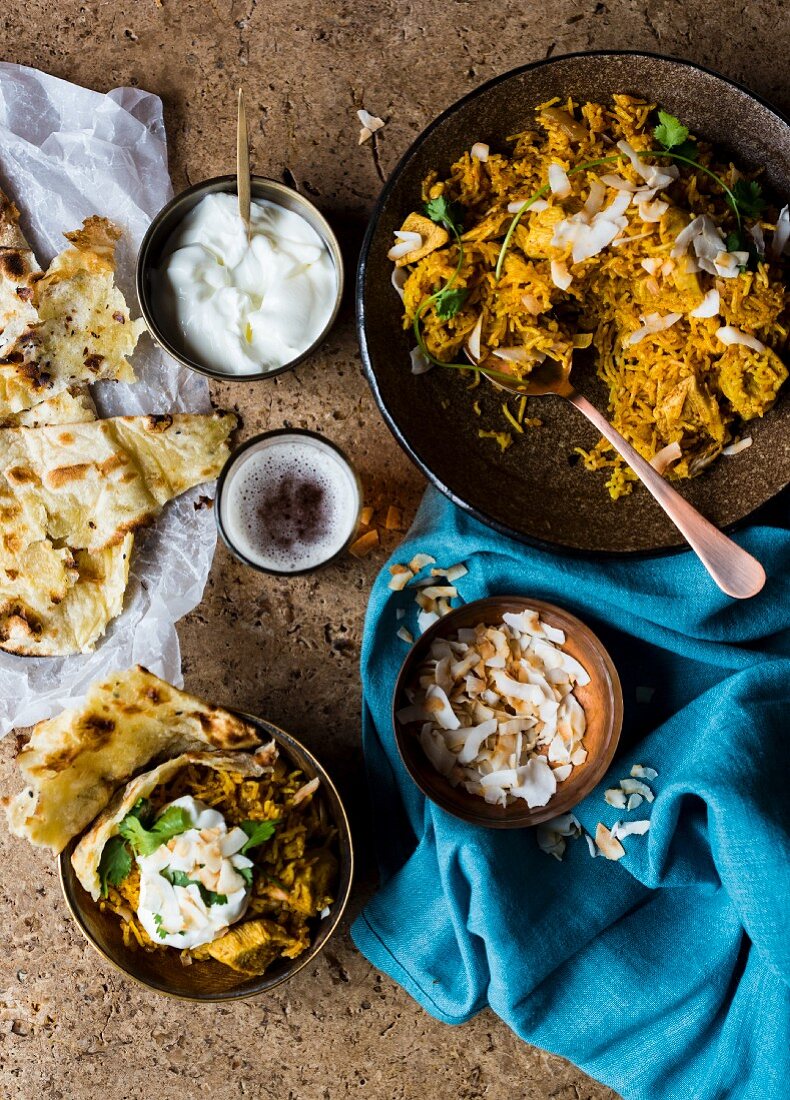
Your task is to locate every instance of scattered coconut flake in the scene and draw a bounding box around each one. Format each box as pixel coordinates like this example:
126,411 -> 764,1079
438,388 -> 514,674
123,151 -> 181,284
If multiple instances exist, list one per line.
689,288 -> 720,318
420,726 -> 456,776
443,563 -> 468,582
638,199 -> 668,223
630,765 -> 658,780
605,788 -> 627,809
410,345 -> 432,375
548,162 -> 572,197
620,778 -> 654,802
384,505 -> 403,530
584,179 -> 607,218
599,173 -> 638,191
409,552 -> 436,574
521,293 -> 542,315
640,257 -> 662,276
550,259 -> 573,290
552,764 -> 573,782
650,440 -> 682,475
749,223 -> 766,255
391,264 -> 408,301
770,205 -> 789,258
467,313 -> 484,362
396,626 -> 414,644
388,565 -> 414,591
614,820 -> 651,838
722,436 -> 753,456
387,230 -> 422,261
417,609 -> 441,634
595,822 -> 625,861
626,793 -> 644,811
627,311 -> 682,345
349,530 -> 379,558
714,249 -> 749,278
616,139 -> 678,190
320,906 -> 331,919
471,141 -> 489,162
585,833 -> 598,858
715,325 -> 766,353
357,108 -> 385,144
508,198 -> 549,214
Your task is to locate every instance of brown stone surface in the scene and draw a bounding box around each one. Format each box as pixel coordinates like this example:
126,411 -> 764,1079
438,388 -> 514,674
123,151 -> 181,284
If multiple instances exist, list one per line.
0,3 -> 787,1098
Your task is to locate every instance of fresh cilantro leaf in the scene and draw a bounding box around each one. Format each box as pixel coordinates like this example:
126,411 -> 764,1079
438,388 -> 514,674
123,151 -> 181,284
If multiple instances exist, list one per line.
653,110 -> 689,151
128,798 -> 154,825
239,818 -> 278,855
98,835 -> 132,898
160,868 -> 227,907
434,287 -> 468,320
423,195 -> 464,232
118,805 -> 192,858
153,912 -> 167,940
726,230 -> 744,253
730,179 -> 766,218
237,865 -> 254,888
672,139 -> 699,162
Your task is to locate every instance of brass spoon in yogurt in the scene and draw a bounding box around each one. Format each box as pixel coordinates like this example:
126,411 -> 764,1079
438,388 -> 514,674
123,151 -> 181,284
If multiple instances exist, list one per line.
477,354 -> 766,599
236,87 -> 251,241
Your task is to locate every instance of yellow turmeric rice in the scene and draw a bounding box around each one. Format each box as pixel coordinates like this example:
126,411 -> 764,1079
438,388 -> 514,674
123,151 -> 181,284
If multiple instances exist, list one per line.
101,759 -> 337,976
394,95 -> 789,499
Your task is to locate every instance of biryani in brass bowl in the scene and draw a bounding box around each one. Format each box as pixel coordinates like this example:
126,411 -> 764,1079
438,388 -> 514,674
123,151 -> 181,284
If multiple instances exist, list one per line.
358,51 -> 790,553
6,667 -> 353,1001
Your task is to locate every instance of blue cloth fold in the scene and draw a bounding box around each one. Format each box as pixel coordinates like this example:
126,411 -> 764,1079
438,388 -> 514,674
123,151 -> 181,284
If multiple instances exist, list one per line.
352,487 -> 790,1100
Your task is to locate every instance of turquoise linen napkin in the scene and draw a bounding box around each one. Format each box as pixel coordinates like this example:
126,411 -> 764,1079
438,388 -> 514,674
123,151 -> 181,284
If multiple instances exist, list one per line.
351,486 -> 790,1100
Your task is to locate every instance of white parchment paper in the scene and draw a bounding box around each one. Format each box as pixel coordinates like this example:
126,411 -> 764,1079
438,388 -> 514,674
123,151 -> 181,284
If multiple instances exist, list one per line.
0,63 -> 218,733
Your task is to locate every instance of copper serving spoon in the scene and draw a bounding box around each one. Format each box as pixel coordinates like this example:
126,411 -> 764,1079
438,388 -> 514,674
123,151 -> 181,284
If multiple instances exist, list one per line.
478,356 -> 766,599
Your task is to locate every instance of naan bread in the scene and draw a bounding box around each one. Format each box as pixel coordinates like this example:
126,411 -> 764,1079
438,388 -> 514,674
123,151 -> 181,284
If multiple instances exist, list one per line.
6,667 -> 263,854
72,746 -> 276,900
0,411 -> 235,654
0,216 -> 144,415
1,386 -> 97,428
0,188 -> 40,355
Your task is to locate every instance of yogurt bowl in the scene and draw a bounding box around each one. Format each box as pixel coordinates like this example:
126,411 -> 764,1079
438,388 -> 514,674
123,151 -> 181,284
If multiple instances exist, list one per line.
136,175 -> 344,381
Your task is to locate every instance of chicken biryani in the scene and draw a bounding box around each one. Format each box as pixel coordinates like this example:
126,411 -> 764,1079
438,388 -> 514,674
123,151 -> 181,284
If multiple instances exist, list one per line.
389,95 -> 789,498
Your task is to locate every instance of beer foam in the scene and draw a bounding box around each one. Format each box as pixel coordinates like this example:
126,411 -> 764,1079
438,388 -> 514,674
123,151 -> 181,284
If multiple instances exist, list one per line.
221,436 -> 359,572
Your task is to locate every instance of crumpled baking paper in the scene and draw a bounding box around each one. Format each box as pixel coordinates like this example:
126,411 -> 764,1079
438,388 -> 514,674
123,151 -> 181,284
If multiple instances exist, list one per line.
0,63 -> 218,734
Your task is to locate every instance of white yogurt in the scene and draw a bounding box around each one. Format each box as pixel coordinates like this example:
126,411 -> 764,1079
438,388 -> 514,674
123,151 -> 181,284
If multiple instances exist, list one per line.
160,192 -> 337,375
136,796 -> 253,950
220,435 -> 360,573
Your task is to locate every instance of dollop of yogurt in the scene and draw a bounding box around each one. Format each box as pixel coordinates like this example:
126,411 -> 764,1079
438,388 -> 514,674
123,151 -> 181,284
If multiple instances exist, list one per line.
136,795 -> 253,950
160,192 -> 337,375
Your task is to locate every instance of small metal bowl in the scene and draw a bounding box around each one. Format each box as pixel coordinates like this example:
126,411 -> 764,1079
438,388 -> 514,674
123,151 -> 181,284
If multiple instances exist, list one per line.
58,712 -> 354,1001
214,428 -> 363,576
136,175 -> 344,381
393,596 -> 623,828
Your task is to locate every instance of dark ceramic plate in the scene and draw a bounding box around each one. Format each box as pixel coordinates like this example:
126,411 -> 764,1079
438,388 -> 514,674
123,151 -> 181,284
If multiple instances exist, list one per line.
357,51 -> 790,554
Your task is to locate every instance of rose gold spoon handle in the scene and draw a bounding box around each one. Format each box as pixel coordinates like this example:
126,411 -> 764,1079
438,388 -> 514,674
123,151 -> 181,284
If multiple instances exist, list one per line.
236,87 -> 251,242
568,390 -> 766,599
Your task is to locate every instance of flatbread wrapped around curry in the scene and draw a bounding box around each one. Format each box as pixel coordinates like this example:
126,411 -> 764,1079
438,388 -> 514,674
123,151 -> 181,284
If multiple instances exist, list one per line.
5,668 -> 339,979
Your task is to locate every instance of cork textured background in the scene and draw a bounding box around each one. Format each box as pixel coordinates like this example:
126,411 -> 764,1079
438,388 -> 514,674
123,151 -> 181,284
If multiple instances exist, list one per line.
1,3 -> 788,1098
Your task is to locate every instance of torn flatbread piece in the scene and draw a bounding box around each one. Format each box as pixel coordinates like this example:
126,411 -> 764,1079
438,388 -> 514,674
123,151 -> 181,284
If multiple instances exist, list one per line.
6,667 -> 263,853
0,188 -> 41,355
0,216 -> 144,415
0,386 -> 97,428
72,747 -> 275,900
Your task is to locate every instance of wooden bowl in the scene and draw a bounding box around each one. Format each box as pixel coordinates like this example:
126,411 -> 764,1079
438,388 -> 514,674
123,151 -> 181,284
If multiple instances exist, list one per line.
58,712 -> 354,1001
393,596 -> 623,828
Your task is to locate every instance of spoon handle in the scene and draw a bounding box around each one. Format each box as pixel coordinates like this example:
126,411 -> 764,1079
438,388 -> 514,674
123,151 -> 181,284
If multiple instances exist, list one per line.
567,391 -> 766,599
236,88 -> 251,240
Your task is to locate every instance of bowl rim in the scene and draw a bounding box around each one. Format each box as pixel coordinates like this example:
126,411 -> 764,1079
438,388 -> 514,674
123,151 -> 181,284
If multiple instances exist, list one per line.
392,594 -> 624,828
58,709 -> 355,1001
136,173 -> 345,382
356,49 -> 790,560
213,427 -> 364,576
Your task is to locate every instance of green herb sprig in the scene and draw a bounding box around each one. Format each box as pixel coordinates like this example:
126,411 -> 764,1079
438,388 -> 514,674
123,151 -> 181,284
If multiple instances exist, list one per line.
160,867 -> 228,907
239,818 -> 278,855
118,804 -> 192,858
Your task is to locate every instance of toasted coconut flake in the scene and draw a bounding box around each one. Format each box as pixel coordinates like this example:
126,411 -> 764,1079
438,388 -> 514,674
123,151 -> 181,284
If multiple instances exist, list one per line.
550,259 -> 573,291
420,726 -> 456,776
627,793 -> 644,811
467,313 -> 484,362
650,440 -> 682,475
521,292 -> 542,315
637,199 -> 668,223
770,205 -> 789,257
689,288 -> 720,318
749,223 -> 766,255
715,325 -> 766,353
548,162 -> 572,197
605,788 -> 627,809
396,625 -> 413,644
360,505 -> 375,527
616,139 -> 677,190
584,179 -> 606,218
349,530 -> 379,558
614,819 -> 650,838
640,257 -> 662,276
417,609 -> 441,634
357,108 -> 385,144
470,142 -> 489,162
293,776 -> 320,806
599,173 -> 638,191
620,778 -> 654,802
722,436 -> 753,456
595,822 -> 625,861
384,505 -> 403,530
630,765 -> 658,780
409,552 -> 436,573
627,311 -> 682,346
391,265 -> 408,301
443,563 -> 468,582
388,564 -> 414,591
585,833 -> 598,857
552,763 -> 573,782
387,230 -> 422,261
